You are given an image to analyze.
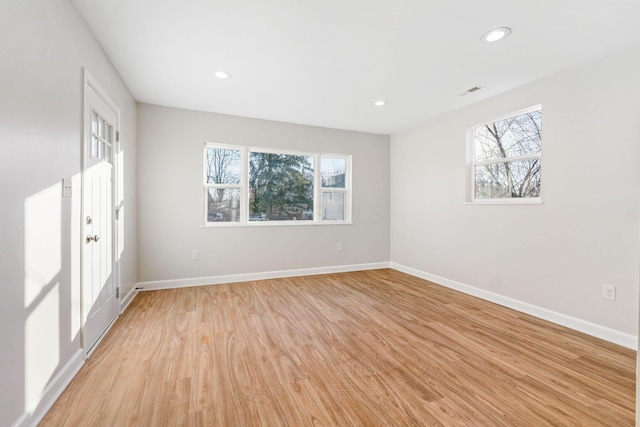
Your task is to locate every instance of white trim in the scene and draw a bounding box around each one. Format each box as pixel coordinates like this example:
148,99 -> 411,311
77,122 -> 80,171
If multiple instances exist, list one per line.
12,286 -> 137,427
85,317 -> 117,358
136,262 -> 391,291
203,143 -> 352,226
464,198 -> 543,205
10,413 -> 27,427
120,285 -> 139,313
466,104 -> 543,204
201,220 -> 354,228
390,263 -> 637,350
82,69 -> 120,357
474,152 -> 541,167
320,154 -> 352,223
12,349 -> 84,427
135,262 -> 637,349
472,104 -> 543,129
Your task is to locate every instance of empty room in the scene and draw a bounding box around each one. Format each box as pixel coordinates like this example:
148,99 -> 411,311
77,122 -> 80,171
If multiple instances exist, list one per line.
2,0 -> 640,426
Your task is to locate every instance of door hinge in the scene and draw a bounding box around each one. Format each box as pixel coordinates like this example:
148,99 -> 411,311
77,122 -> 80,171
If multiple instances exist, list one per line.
116,131 -> 120,142
116,287 -> 120,298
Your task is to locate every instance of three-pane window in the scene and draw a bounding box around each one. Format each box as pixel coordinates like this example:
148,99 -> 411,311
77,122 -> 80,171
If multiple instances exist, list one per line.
204,144 -> 351,225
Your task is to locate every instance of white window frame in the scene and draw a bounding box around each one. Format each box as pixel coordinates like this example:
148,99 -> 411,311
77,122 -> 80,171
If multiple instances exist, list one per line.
466,105 -> 543,205
319,154 -> 351,224
203,143 -> 352,226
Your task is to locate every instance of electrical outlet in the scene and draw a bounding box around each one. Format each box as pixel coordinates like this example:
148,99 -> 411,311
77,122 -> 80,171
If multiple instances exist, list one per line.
436,250 -> 442,260
602,285 -> 616,301
337,242 -> 343,251
191,250 -> 199,260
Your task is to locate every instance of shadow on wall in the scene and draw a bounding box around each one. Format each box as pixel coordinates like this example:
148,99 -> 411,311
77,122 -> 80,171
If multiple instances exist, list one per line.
12,168 -> 127,426
18,179 -> 80,423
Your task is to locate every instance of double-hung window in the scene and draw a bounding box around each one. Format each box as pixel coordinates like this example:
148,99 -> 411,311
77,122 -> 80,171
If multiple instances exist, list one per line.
468,105 -> 542,203
204,143 -> 351,225
321,156 -> 348,221
204,146 -> 242,222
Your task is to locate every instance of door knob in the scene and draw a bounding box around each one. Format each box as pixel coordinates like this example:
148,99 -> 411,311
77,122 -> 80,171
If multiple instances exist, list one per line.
86,234 -> 100,243
94,235 -> 100,242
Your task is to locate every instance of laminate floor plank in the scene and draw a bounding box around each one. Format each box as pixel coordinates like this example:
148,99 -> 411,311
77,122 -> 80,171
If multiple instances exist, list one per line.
39,269 -> 636,426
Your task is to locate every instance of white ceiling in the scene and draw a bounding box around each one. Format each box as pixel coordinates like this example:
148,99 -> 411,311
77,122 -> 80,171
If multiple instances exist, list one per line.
71,0 -> 640,135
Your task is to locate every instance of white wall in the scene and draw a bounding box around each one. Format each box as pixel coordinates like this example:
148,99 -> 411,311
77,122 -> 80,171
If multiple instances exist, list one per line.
0,1 -> 137,425
137,104 -> 390,283
391,46 -> 640,339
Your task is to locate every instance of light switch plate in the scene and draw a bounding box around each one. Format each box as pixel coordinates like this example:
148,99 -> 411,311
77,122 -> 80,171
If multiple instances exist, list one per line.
62,178 -> 72,198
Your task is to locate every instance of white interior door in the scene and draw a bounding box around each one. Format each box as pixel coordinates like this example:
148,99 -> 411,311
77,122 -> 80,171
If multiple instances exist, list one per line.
83,74 -> 118,355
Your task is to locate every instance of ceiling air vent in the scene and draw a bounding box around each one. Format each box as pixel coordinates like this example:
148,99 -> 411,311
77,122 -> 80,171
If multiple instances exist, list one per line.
458,86 -> 482,96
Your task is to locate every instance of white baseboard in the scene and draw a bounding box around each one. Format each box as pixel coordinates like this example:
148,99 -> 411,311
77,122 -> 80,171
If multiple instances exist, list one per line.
136,262 -> 391,291
12,349 -> 84,427
11,286 -> 139,427
133,261 -> 637,350
10,261 -> 633,427
390,263 -> 637,350
120,285 -> 138,313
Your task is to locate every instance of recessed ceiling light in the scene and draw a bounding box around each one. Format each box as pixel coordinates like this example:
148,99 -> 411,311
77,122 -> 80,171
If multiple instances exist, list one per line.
482,27 -> 511,43
373,100 -> 386,107
214,70 -> 232,79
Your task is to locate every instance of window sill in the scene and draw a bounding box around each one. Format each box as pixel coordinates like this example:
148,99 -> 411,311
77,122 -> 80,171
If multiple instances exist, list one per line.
464,198 -> 543,205
201,220 -> 353,228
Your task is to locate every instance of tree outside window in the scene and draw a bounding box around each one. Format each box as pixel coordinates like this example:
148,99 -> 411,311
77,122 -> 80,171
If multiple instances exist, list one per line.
249,152 -> 314,221
203,144 -> 351,225
470,106 -> 542,201
205,148 -> 241,222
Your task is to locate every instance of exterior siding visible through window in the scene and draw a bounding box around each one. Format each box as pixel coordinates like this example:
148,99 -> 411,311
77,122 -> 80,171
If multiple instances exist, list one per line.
321,156 -> 348,221
204,143 -> 352,225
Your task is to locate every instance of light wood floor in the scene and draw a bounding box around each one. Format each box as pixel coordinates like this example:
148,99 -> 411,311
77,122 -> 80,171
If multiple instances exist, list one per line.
40,269 -> 636,426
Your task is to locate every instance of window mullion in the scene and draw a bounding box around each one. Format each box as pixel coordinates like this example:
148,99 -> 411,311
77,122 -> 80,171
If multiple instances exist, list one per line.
468,106 -> 542,202
473,153 -> 540,167
205,144 -> 350,225
314,154 -> 321,222
242,147 -> 249,224
205,184 -> 242,189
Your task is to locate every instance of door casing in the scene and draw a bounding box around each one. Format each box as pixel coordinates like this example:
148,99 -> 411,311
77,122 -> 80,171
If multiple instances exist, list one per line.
81,69 -> 121,357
